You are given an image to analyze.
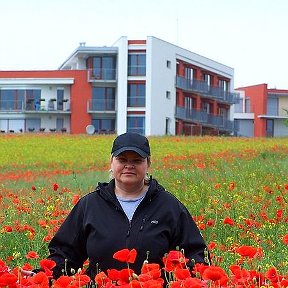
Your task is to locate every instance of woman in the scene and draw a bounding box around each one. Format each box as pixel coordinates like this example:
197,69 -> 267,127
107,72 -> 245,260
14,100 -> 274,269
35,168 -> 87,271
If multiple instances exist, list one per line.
45,132 -> 209,279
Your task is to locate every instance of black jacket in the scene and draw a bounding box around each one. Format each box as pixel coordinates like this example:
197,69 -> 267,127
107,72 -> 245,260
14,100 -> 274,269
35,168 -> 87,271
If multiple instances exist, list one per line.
48,178 -> 208,279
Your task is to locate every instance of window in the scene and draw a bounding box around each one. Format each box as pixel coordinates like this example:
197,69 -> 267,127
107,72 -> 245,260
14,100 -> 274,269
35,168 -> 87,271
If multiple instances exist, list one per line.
185,67 -> 194,81
202,102 -> 210,113
267,97 -> 278,116
0,89 -> 40,111
219,79 -> 228,91
166,60 -> 171,69
26,118 -> 41,132
93,56 -> 116,80
184,97 -> 194,111
165,117 -> 171,135
166,91 -> 171,99
127,83 -> 145,107
266,119 -> 274,137
234,98 -> 244,113
57,89 -> 64,111
56,118 -> 64,131
245,98 -> 251,113
92,118 -> 115,134
127,116 -> 145,135
202,73 -> 211,86
128,54 -> 146,76
92,87 -> 115,111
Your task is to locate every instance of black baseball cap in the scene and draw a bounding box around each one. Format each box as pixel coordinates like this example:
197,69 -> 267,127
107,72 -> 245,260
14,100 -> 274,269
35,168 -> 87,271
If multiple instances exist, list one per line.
111,132 -> 151,158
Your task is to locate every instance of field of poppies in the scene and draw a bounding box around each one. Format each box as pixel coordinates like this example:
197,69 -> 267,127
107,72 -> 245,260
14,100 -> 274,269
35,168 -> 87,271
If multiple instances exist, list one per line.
0,134 -> 287,287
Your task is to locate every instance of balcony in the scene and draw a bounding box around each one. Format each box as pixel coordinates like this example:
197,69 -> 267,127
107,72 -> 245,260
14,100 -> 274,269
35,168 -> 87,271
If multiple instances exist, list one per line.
87,68 -> 117,82
87,99 -> 116,113
175,106 -> 235,132
175,76 -> 240,104
0,99 -> 71,114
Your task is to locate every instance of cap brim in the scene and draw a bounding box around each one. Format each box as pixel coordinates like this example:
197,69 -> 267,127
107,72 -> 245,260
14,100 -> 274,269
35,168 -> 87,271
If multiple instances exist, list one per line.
112,147 -> 148,158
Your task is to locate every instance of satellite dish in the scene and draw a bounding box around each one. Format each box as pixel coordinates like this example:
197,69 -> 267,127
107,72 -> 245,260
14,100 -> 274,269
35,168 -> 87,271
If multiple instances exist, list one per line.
86,125 -> 95,135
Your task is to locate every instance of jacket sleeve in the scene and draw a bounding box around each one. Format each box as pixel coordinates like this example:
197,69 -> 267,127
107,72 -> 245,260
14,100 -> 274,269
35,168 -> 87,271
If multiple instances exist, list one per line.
47,200 -> 88,279
172,205 -> 210,265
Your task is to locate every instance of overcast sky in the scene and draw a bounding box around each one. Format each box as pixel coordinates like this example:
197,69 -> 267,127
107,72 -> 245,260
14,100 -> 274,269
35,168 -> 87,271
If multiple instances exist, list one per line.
0,0 -> 287,89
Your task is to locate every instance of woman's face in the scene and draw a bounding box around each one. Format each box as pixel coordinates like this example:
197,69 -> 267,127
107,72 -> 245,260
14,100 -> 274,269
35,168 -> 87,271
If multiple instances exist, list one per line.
111,151 -> 150,188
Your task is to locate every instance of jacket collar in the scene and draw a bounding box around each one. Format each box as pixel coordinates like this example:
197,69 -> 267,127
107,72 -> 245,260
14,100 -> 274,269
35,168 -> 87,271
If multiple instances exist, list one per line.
97,178 -> 162,201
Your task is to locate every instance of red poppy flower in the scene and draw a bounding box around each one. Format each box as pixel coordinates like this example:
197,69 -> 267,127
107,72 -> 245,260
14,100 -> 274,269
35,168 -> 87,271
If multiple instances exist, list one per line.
142,278 -> 164,288
174,268 -> 191,280
39,259 -> 56,270
31,186 -> 36,191
228,182 -> 235,190
53,275 -> 73,287
117,268 -> 135,285
236,245 -> 258,258
107,269 -> 119,281
0,272 -> 18,286
183,277 -> 203,288
223,217 -> 234,226
25,251 -> 39,259
2,226 -> 13,233
95,271 -> 111,287
141,263 -> 160,274
72,194 -> 81,205
53,183 -> 59,191
265,267 -> 280,283
73,274 -> 91,286
162,250 -> 189,272
202,266 -> 228,284
113,248 -> 137,263
0,260 -> 9,274
29,271 -> 49,286
21,263 -> 34,271
208,242 -> 217,250
282,234 -> 288,245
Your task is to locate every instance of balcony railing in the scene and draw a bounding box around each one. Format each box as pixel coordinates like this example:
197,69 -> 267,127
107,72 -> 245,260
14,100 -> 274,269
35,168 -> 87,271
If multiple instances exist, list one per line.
87,99 -> 116,113
128,65 -> 146,76
127,96 -> 145,107
176,76 -> 240,104
87,68 -> 117,82
175,106 -> 235,132
0,100 -> 70,113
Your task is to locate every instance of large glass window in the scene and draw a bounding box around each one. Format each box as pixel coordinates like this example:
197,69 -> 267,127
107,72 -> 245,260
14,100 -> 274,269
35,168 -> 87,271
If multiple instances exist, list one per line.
128,54 -> 146,76
92,118 -> 115,134
0,89 -> 39,111
93,56 -> 116,80
127,116 -> 145,135
92,87 -> 115,111
127,83 -> 145,107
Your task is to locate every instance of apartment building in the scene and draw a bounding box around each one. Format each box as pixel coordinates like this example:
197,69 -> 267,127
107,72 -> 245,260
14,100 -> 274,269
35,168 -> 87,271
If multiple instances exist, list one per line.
233,84 -> 288,137
0,36 -> 238,136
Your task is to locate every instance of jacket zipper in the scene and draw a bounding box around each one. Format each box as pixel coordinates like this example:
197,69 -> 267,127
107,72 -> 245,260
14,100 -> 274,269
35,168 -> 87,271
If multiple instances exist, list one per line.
127,221 -> 132,237
140,216 -> 147,231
